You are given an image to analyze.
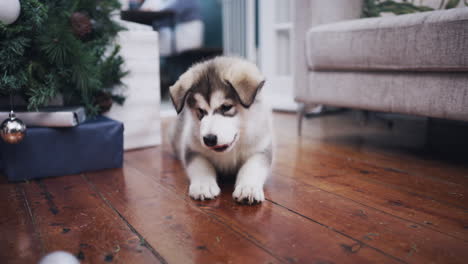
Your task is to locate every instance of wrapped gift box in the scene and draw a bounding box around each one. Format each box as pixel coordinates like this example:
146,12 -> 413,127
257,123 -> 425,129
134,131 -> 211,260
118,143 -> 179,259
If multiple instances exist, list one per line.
105,20 -> 161,150
0,116 -> 123,181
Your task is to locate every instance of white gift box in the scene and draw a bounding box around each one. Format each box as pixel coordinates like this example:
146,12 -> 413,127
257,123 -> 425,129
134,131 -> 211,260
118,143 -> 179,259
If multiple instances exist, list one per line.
105,20 -> 162,150
159,20 -> 204,56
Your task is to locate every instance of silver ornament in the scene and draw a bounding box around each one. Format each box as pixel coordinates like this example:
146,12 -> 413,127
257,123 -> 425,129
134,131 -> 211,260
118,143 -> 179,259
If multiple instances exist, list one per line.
1,111 -> 26,144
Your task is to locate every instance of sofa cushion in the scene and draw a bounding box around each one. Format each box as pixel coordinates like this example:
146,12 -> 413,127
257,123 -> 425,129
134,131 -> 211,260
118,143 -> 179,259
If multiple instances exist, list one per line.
306,8 -> 468,72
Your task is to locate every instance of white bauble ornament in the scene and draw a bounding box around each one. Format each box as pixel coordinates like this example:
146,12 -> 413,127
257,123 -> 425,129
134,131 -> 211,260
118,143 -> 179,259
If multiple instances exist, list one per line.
39,251 -> 80,264
0,0 -> 21,25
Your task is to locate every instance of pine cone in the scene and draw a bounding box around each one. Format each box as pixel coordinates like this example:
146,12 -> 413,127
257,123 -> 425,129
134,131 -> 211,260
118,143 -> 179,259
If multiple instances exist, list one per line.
95,91 -> 113,114
70,12 -> 92,38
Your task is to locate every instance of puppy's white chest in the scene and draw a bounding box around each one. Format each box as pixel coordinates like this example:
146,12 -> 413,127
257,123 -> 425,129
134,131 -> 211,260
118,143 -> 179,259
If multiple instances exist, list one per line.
204,147 -> 244,175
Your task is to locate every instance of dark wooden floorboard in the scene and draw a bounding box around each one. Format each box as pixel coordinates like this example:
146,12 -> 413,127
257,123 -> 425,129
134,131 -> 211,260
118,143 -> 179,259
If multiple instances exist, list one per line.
0,180 -> 42,263
274,155 -> 468,239
21,175 -> 163,263
126,142 -> 467,264
313,142 -> 468,187
124,149 -> 401,264
273,157 -> 468,241
272,114 -> 468,241
274,113 -> 468,186
1,112 -> 468,264
276,144 -> 468,209
85,166 -> 281,264
265,171 -> 467,263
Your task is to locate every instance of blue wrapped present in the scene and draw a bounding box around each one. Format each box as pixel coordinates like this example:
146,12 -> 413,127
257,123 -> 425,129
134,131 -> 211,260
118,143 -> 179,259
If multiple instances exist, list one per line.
0,116 -> 124,181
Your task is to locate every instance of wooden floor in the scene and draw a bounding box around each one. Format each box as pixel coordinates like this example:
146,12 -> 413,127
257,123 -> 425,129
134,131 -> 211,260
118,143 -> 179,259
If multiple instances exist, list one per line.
1,112 -> 468,264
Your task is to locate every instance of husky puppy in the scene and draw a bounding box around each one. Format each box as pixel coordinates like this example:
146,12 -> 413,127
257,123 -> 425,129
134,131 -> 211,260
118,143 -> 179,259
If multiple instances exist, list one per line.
169,57 -> 273,204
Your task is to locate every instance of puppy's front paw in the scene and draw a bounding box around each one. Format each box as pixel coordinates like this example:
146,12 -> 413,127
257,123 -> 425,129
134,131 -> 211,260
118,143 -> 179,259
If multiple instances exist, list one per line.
189,179 -> 221,201
233,184 -> 264,205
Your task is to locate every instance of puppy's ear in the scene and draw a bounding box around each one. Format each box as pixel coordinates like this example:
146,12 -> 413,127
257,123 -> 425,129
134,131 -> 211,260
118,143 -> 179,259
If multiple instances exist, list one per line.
169,70 -> 195,114
223,59 -> 265,108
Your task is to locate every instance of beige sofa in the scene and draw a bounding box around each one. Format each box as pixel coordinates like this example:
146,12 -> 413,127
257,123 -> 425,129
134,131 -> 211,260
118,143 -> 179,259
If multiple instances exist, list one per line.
294,0 -> 468,133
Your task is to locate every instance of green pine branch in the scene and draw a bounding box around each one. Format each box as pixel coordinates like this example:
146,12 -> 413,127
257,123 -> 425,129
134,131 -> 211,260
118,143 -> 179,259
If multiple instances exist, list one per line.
0,0 -> 125,116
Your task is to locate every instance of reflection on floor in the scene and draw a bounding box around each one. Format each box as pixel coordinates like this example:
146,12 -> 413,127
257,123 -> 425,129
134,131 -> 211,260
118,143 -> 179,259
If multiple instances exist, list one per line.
1,111 -> 468,263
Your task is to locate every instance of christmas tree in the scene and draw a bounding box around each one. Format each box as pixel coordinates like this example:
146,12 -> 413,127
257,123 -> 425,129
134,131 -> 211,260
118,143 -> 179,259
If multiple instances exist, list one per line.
0,0 -> 127,116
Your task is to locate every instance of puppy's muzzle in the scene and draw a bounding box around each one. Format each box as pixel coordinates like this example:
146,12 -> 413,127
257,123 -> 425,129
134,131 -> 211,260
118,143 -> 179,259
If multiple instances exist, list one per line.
203,134 -> 238,153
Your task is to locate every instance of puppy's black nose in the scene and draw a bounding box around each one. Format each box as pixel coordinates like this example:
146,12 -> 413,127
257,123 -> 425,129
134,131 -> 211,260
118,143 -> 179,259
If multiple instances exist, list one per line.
203,134 -> 217,147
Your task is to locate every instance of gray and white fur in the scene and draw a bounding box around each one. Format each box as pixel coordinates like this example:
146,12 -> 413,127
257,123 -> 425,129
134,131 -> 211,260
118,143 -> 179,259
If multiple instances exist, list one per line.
169,56 -> 273,204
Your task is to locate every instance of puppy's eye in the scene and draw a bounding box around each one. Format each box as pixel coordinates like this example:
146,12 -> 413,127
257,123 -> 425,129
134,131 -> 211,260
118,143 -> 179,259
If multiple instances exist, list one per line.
196,108 -> 206,119
220,104 -> 233,113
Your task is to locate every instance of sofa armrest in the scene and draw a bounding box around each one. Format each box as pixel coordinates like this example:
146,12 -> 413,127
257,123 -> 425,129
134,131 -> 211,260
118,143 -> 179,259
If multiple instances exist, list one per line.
293,0 -> 363,100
